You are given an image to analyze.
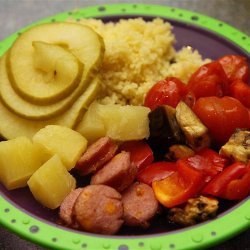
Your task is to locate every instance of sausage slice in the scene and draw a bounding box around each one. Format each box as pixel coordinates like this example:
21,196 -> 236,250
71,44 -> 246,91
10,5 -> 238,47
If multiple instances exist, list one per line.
76,137 -> 118,175
122,182 -> 158,228
59,188 -> 83,228
74,185 -> 124,235
91,151 -> 137,192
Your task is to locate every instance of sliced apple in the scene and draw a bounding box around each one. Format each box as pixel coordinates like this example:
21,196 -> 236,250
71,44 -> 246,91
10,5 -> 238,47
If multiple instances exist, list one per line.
7,22 -> 104,105
29,41 -> 83,102
0,77 -> 100,139
0,54 -> 83,120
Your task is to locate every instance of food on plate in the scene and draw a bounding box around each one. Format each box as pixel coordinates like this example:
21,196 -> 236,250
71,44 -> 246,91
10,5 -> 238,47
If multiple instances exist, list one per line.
193,96 -> 250,145
33,125 -> 87,170
175,101 -> 211,150
8,22 -> 104,104
217,55 -> 249,83
76,101 -> 150,141
0,76 -> 101,139
60,188 -> 83,227
0,22 -> 104,138
229,79 -> 250,108
0,16 -> 249,236
28,155 -> 76,209
169,196 -> 218,226
71,18 -> 210,105
91,151 -> 137,192
220,129 -> 250,163
74,185 -> 123,234
202,161 -> 250,200
147,105 -> 184,157
76,136 -> 118,176
0,136 -> 50,190
165,144 -> 195,161
122,182 -> 159,228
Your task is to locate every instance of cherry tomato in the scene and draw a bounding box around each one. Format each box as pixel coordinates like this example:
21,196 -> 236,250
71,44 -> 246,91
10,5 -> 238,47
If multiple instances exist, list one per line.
183,148 -> 228,182
202,162 -> 249,199
217,55 -> 249,83
193,96 -> 250,145
136,161 -> 176,185
144,77 -> 187,110
187,61 -> 229,99
229,79 -> 250,108
152,160 -> 203,208
119,140 -> 154,171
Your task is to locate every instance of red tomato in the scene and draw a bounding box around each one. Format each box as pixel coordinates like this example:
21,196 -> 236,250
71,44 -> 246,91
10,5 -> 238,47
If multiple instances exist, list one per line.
202,162 -> 248,199
193,96 -> 250,145
136,161 -> 176,185
187,61 -> 229,99
229,80 -> 250,108
144,77 -> 187,110
217,55 -> 249,83
183,148 -> 228,182
119,140 -> 154,171
152,160 -> 204,208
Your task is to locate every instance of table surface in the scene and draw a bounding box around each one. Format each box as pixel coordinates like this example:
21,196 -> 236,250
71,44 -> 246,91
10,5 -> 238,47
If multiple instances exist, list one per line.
0,0 -> 249,249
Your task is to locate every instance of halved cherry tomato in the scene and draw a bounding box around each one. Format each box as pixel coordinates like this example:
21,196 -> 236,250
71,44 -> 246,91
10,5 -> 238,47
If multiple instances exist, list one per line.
217,55 -> 249,83
144,77 -> 187,110
119,140 -> 154,171
202,162 -> 247,197
137,161 -> 176,185
152,160 -> 203,208
222,162 -> 250,200
183,148 -> 228,182
187,61 -> 229,99
193,96 -> 250,145
229,79 -> 250,108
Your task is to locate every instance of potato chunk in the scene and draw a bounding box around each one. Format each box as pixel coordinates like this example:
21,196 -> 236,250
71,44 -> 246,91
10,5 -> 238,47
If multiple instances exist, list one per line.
33,125 -> 87,170
28,155 -> 76,209
0,136 -> 49,190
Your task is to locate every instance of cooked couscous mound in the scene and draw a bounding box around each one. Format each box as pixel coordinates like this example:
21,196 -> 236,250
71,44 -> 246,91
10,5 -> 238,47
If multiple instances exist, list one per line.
70,18 -> 209,105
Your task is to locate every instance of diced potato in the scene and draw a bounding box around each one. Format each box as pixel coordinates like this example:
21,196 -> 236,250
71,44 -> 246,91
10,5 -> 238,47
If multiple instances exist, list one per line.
0,136 -> 50,190
76,101 -> 150,141
76,101 -> 106,143
28,155 -> 76,209
33,125 -> 87,170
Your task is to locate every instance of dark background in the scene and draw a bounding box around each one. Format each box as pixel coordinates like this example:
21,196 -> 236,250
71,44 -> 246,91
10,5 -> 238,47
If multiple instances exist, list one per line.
0,0 -> 249,249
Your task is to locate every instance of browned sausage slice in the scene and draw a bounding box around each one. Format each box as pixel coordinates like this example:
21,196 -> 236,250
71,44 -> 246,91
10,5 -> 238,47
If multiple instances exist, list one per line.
122,182 -> 158,228
75,137 -> 118,175
90,151 -> 137,192
59,188 -> 83,227
74,185 -> 123,235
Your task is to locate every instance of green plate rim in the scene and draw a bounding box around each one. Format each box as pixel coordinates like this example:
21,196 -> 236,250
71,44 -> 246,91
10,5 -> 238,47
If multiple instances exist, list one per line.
0,3 -> 249,250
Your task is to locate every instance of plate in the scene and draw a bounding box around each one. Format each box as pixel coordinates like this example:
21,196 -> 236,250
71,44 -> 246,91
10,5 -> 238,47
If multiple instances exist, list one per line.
0,3 -> 249,250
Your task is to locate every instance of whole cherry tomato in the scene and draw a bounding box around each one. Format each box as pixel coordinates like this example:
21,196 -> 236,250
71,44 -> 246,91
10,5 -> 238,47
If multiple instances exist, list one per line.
217,55 -> 249,83
187,61 -> 229,99
229,79 -> 250,108
144,77 -> 187,110
193,96 -> 250,145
